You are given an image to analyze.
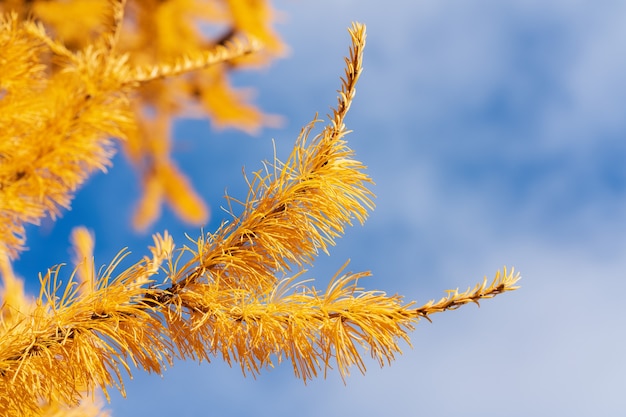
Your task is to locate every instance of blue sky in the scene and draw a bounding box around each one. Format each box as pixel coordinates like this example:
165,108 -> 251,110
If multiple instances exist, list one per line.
13,0 -> 626,415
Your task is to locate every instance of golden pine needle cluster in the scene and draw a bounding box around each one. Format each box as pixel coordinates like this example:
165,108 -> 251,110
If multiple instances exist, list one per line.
1,0 -> 284,235
0,1 -> 520,416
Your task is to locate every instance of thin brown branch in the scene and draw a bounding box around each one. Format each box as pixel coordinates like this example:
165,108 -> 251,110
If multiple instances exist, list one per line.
413,267 -> 520,322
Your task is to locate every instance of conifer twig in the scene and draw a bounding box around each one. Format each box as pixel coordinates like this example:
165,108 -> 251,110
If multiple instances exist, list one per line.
0,16 -> 521,416
0,14 -> 129,259
103,0 -> 127,52
413,267 -> 520,322
0,12 -> 258,260
127,38 -> 262,84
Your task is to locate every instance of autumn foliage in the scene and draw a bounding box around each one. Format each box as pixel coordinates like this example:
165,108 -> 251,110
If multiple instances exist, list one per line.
0,1 -> 519,416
